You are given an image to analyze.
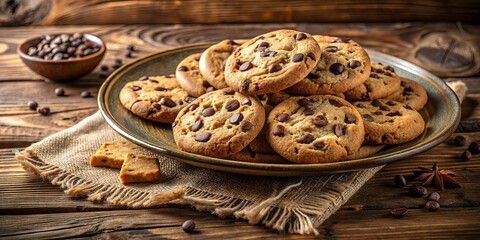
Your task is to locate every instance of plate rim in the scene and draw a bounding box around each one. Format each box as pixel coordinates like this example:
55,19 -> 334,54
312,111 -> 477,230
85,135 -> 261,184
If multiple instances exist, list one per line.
98,43 -> 461,176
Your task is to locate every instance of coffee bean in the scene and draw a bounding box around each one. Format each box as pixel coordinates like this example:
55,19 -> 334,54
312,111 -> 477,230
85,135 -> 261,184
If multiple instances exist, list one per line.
333,124 -> 346,137
295,33 -> 307,41
313,142 -> 325,149
313,115 -> 328,127
182,220 -> 196,233
239,62 -> 253,71
389,206 -> 408,218
425,201 -> 440,211
195,132 -> 211,142
427,192 -> 441,201
276,113 -> 290,122
328,98 -> 343,107
225,100 -> 240,111
160,97 -> 176,107
260,51 -> 277,57
80,91 -> 91,98
153,103 -> 161,110
306,52 -> 316,61
409,184 -> 427,197
229,113 -> 244,125
453,135 -> 466,146
201,107 -> 215,117
273,125 -> 285,137
53,53 -> 63,60
298,133 -> 315,144
28,47 -> 37,56
469,142 -> 480,154
131,86 -> 141,91
348,60 -> 362,69
240,120 -> 253,132
27,100 -> 38,110
394,175 -> 407,188
154,86 -> 166,91
291,53 -> 304,62
191,119 -> 203,132
223,88 -> 235,95
297,98 -> 311,107
268,64 -> 282,73
362,114 -> 374,122
329,63 -> 345,75
333,38 -> 351,43
345,113 -> 356,124
241,99 -> 251,106
178,66 -> 188,71
323,46 -> 338,53
189,104 -> 198,112
240,79 -> 251,93
37,107 -> 50,116
194,55 -> 200,61
55,88 -> 65,96
461,151 -> 472,161
386,111 -> 402,117
303,108 -> 314,116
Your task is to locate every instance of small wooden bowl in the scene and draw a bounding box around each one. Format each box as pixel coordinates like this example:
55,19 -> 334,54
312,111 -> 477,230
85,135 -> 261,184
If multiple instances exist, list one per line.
17,33 -> 106,82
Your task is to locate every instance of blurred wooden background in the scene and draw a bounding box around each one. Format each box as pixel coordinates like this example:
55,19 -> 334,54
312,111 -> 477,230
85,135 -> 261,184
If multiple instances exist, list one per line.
1,0 -> 479,26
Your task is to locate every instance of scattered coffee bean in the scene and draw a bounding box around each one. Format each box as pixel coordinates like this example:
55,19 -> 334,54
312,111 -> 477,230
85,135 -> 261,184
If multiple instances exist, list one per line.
273,125 -> 285,137
26,33 -> 101,60
225,100 -> 240,111
291,53 -> 304,62
182,220 -> 196,233
453,135 -> 466,146
276,113 -> 290,122
229,113 -> 244,125
469,142 -> 480,154
298,133 -> 315,144
313,115 -> 328,127
80,91 -> 91,98
195,132 -> 211,142
427,192 -> 441,201
394,175 -> 407,188
268,63 -> 282,73
37,107 -> 50,116
178,66 -> 188,72
201,107 -> 215,117
240,120 -> 252,132
329,63 -> 345,75
160,97 -> 176,107
461,151 -> 472,161
425,201 -> 440,211
348,60 -> 362,69
390,206 -> 408,218
409,184 -> 427,197
191,120 -> 203,132
27,100 -> 38,110
239,62 -> 253,71
295,33 -> 307,41
54,88 -> 65,96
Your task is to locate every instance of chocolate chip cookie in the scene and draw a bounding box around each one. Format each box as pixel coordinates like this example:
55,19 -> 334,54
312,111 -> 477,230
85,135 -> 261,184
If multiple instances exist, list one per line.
172,88 -> 265,158
224,29 -> 321,95
354,99 -> 425,145
199,39 -> 246,90
176,53 -> 215,97
266,95 -> 365,164
341,145 -> 385,160
384,77 -> 428,110
119,75 -> 194,123
286,35 -> 371,95
344,62 -> 401,100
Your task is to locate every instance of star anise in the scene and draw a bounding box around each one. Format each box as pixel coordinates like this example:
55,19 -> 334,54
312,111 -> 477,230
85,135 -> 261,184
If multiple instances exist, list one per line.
413,162 -> 462,191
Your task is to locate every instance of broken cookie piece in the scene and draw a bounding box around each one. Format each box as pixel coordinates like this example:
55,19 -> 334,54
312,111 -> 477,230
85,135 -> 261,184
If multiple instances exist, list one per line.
119,154 -> 161,184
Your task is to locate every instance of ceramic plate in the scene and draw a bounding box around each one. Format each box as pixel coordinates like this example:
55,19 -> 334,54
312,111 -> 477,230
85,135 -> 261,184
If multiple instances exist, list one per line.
98,44 -> 460,176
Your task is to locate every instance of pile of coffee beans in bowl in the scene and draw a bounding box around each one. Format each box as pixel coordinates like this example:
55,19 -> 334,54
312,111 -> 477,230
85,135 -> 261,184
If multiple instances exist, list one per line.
27,33 -> 101,60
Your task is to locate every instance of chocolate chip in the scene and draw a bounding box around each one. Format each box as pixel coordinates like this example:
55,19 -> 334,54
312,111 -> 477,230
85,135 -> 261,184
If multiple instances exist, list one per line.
176,100 -> 183,105
148,79 -> 159,84
385,66 -> 395,72
191,119 -> 203,132
268,64 -> 282,73
185,96 -> 196,103
206,86 -> 215,92
27,100 -> 38,110
369,73 -> 379,79
241,99 -> 251,106
131,86 -> 141,91
201,80 -> 210,88
138,76 -> 149,81
125,51 -> 133,58
195,132 -> 211,142
229,113 -> 244,125
276,113 -> 289,122
273,125 -> 285,137
295,33 -> 307,41
307,73 -> 320,79
178,66 -> 188,71
333,38 -> 351,43
239,62 -> 253,71
291,53 -> 304,62
127,44 -> 135,51
324,46 -> 338,53
404,86 -> 414,93
386,101 -> 397,106
153,103 -> 161,110
329,63 -> 345,75
260,50 -> 277,57
372,99 -> 383,107
258,41 -> 270,48
453,135 -> 466,146
37,107 -> 50,116
306,52 -> 316,61
297,98 -> 312,107
227,39 -> 238,45
303,108 -> 314,116
386,111 -> 402,116
356,103 -> 366,108
328,98 -> 343,107
313,115 -> 328,127
240,120 -> 252,132
375,68 -> 385,74
333,124 -> 346,136
298,134 -> 315,144
201,107 -> 215,117
194,55 -> 200,61
80,91 -> 91,98
380,105 -> 391,111
188,104 -> 198,112
373,111 -> 383,115
160,97 -> 176,107
348,60 -> 362,69
362,114 -> 374,122
384,72 -> 393,77
225,100 -> 240,111
172,121 -> 178,128
240,80 -> 251,93
223,88 -> 235,95
345,113 -> 356,124
313,142 -> 325,150
154,86 -> 166,91
55,88 -> 65,96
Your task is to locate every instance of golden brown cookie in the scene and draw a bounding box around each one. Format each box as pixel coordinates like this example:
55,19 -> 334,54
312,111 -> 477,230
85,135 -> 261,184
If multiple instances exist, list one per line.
173,88 -> 265,158
267,95 -> 365,164
384,77 -> 428,110
89,140 -> 144,169
224,29 -> 321,95
286,35 -> 371,95
341,145 -> 385,160
176,52 -> 215,97
119,75 -> 195,123
119,154 -> 161,184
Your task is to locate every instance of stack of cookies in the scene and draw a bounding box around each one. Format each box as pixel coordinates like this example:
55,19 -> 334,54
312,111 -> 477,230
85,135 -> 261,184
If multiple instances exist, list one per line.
119,29 -> 428,164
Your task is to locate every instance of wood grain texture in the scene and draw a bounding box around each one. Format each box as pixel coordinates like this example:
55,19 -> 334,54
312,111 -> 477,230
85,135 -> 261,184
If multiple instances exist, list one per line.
1,0 -> 479,26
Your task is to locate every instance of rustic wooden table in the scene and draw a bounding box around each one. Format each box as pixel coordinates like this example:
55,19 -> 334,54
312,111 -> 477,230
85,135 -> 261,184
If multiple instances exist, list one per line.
0,23 -> 479,239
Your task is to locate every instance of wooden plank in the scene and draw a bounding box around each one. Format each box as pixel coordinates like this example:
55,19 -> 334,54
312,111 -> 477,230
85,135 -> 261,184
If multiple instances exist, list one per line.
2,0 -> 479,26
